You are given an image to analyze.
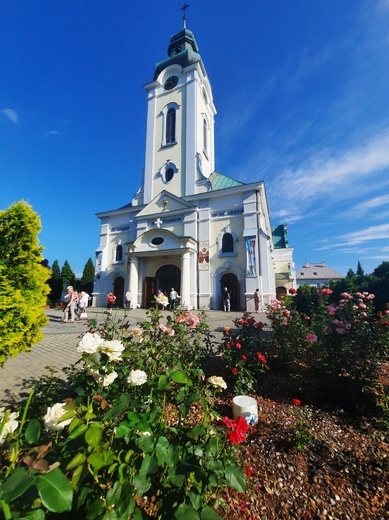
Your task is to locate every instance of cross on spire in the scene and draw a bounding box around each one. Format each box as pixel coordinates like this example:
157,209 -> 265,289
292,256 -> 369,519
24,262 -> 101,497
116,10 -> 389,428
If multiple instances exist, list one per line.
181,3 -> 189,28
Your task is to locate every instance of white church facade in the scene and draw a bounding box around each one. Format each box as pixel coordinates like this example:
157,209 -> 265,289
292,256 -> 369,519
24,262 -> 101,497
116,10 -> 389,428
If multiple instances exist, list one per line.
92,23 -> 295,311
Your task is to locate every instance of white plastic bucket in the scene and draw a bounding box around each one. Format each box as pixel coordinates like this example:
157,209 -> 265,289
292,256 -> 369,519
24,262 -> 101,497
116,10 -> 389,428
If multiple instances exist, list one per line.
232,395 -> 258,425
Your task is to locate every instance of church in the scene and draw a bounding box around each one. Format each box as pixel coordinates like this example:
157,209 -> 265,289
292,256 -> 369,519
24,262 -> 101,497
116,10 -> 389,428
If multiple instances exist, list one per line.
92,18 -> 295,311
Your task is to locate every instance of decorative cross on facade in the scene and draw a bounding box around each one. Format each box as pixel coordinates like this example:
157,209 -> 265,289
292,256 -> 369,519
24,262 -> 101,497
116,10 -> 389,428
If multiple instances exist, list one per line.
154,218 -> 163,228
181,3 -> 189,28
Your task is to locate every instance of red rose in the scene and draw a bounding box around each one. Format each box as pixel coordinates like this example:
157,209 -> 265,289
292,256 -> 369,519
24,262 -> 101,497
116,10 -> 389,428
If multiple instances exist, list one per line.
232,368 -> 238,375
289,288 -> 297,295
235,341 -> 242,349
292,398 -> 301,406
256,352 -> 267,364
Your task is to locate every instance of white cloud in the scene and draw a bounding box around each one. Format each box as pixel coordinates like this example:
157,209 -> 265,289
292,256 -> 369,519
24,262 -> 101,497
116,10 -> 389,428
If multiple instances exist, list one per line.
274,130 -> 389,206
44,130 -> 61,137
1,108 -> 18,123
340,194 -> 389,218
339,223 -> 389,245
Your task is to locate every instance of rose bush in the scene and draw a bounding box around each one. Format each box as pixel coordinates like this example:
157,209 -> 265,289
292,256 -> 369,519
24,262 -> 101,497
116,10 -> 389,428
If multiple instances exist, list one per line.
0,309 -> 250,519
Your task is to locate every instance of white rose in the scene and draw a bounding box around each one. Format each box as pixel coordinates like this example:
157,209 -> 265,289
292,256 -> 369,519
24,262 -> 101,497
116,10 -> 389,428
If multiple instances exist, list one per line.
127,369 -> 147,386
0,408 -> 19,444
102,371 -> 118,387
99,340 -> 125,361
44,403 -> 73,431
208,376 -> 227,390
77,333 -> 104,355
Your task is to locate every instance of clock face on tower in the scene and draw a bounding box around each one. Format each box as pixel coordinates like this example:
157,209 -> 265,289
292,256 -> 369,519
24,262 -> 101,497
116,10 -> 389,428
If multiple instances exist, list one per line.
164,75 -> 179,91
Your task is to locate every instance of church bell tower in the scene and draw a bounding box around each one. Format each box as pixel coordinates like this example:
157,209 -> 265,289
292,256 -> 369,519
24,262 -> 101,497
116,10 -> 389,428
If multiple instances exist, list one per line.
139,16 -> 217,205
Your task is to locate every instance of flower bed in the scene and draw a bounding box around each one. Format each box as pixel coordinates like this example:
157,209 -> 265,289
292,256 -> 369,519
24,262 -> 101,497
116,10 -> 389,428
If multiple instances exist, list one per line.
0,292 -> 388,519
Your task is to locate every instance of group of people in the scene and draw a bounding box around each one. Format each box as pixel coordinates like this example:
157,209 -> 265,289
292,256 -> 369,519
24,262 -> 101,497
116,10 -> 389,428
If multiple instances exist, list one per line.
156,288 -> 180,311
62,286 -> 90,323
107,290 -> 132,313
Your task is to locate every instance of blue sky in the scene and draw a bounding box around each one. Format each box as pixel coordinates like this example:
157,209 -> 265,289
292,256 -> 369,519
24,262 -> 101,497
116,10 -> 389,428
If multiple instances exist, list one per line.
1,0 -> 388,277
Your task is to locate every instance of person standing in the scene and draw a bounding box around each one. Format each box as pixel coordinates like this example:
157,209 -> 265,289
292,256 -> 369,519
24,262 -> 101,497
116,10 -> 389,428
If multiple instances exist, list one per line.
62,286 -> 75,323
125,289 -> 132,310
169,288 -> 178,311
76,291 -> 89,319
107,291 -> 116,314
254,288 -> 261,313
222,287 -> 230,312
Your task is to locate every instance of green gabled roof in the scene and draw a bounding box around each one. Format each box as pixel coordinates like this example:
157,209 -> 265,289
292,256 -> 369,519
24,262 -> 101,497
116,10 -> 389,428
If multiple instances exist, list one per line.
209,171 -> 244,190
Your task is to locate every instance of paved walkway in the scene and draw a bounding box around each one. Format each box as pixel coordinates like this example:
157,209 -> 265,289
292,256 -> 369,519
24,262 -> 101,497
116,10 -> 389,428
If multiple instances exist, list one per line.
0,307 -> 268,406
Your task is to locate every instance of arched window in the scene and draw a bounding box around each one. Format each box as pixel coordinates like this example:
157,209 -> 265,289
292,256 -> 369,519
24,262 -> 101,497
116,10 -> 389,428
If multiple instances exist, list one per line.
222,233 -> 234,253
166,108 -> 176,144
203,118 -> 208,154
115,245 -> 123,262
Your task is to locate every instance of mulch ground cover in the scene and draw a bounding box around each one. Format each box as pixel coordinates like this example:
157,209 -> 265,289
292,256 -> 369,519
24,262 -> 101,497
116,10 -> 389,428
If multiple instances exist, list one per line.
213,370 -> 388,520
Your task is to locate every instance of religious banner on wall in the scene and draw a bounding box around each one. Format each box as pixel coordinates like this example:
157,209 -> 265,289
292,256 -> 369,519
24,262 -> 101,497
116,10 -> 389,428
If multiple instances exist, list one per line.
245,237 -> 257,277
199,241 -> 209,270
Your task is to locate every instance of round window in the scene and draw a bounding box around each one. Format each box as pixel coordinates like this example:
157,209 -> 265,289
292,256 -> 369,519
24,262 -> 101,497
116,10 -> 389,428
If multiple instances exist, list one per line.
165,167 -> 174,183
151,237 -> 164,246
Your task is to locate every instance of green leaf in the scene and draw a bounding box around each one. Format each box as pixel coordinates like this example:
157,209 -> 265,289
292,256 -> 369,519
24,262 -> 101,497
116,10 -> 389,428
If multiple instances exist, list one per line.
168,466 -> 186,487
189,425 -> 206,437
86,498 -> 105,519
0,467 -> 37,503
155,436 -> 174,467
174,503 -> 200,520
66,452 -> 87,470
115,422 -> 132,439
87,451 -> 115,470
104,403 -> 129,421
189,489 -> 202,510
135,435 -> 154,453
24,418 -> 41,445
85,423 -> 103,448
200,506 -> 223,520
158,374 -> 168,390
132,473 -> 151,494
68,423 -> 88,440
37,468 -> 73,513
126,411 -> 141,425
103,510 -> 119,520
106,481 -> 122,507
68,417 -> 82,433
205,459 -> 223,475
224,464 -> 245,493
139,454 -> 158,477
171,370 -> 191,385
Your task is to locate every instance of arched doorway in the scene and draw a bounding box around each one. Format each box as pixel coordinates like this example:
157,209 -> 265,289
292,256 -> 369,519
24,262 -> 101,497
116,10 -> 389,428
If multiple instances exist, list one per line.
221,273 -> 239,311
276,286 -> 287,300
113,277 -> 124,308
144,265 -> 181,309
156,265 -> 181,296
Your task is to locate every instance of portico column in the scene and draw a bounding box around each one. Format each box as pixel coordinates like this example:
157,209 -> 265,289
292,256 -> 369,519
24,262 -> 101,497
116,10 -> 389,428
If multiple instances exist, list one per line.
128,256 -> 139,309
180,252 -> 191,309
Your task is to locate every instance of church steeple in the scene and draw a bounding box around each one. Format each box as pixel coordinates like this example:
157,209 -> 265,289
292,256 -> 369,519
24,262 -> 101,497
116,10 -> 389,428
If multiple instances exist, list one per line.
153,28 -> 201,80
139,22 -> 216,206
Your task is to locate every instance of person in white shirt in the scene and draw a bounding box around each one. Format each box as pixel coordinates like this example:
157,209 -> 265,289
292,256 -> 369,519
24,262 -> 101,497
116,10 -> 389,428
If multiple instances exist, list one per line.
125,289 -> 132,310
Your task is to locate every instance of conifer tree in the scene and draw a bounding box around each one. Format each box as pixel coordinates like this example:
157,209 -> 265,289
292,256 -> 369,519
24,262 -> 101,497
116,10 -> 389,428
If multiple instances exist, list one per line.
48,259 -> 63,304
61,260 -> 75,288
0,201 -> 50,366
80,257 -> 95,295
